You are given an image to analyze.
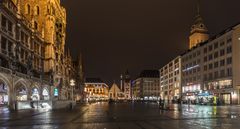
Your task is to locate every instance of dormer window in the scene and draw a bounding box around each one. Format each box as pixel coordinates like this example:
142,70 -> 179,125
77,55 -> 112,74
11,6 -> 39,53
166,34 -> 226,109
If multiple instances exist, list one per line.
34,6 -> 40,15
26,4 -> 31,14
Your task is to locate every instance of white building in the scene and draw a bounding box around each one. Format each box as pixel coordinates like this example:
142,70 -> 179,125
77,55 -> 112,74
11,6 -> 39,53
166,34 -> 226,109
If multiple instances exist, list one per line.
160,56 -> 181,102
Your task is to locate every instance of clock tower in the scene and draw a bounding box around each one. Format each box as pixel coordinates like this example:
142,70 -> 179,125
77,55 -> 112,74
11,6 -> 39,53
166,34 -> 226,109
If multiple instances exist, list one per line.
189,1 -> 209,49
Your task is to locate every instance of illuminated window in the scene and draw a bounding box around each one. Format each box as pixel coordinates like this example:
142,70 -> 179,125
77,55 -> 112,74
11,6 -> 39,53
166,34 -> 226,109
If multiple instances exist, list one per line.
35,6 -> 40,15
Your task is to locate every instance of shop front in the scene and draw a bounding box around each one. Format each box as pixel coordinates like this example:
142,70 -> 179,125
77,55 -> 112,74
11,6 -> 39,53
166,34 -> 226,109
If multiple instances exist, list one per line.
182,84 -> 201,104
204,79 -> 234,105
197,91 -> 214,105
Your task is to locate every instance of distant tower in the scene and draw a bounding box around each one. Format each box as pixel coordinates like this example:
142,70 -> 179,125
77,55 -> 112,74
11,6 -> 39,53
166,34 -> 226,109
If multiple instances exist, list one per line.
120,74 -> 123,91
124,69 -> 131,99
189,0 -> 209,49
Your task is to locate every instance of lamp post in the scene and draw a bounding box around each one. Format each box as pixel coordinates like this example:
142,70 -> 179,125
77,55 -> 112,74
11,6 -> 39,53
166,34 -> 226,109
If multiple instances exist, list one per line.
70,79 -> 75,101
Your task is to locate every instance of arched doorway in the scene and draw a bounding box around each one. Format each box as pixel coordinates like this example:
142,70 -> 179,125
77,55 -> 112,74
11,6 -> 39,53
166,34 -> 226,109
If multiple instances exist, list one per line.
0,79 -> 8,106
31,87 -> 40,101
42,88 -> 50,100
15,84 -> 28,101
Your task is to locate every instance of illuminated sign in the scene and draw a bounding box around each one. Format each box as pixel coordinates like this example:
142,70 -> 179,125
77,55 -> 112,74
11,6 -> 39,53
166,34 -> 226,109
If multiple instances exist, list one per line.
54,88 -> 58,96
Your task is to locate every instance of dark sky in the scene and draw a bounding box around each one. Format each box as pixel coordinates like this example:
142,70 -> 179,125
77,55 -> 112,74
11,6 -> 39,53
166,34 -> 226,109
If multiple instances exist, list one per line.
61,0 -> 240,85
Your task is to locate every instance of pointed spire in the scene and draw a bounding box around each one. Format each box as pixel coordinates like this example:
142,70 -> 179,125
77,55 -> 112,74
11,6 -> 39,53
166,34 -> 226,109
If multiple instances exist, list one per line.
197,0 -> 200,15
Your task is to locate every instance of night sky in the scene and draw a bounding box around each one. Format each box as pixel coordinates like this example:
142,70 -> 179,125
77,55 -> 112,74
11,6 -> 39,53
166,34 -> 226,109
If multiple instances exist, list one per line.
62,0 -> 240,85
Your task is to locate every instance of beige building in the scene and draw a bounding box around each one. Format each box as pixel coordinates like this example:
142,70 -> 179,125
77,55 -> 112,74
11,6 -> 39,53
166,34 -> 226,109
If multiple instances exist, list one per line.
0,0 -> 50,109
0,0 -> 80,109
109,83 -> 124,100
84,78 -> 109,101
160,56 -> 181,102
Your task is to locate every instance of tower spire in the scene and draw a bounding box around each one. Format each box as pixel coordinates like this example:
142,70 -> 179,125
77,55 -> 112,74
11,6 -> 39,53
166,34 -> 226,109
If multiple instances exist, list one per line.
197,0 -> 200,15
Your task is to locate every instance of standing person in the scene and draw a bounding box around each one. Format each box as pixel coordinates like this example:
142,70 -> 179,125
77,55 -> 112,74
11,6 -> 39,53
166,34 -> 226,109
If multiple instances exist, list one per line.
188,98 -> 191,108
159,98 -> 161,109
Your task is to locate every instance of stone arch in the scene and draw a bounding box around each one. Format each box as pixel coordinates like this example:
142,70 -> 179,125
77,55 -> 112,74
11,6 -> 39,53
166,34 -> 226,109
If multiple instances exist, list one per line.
30,82 -> 41,101
42,86 -> 50,100
0,74 -> 11,105
0,73 -> 11,89
14,79 -> 29,101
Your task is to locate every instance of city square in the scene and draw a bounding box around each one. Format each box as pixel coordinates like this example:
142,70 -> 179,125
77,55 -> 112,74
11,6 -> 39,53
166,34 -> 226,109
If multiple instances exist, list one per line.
1,102 -> 240,129
1,0 -> 240,128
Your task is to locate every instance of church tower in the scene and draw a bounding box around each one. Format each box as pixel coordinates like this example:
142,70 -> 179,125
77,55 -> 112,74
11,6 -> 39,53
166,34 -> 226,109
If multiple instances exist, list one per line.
189,0 -> 209,49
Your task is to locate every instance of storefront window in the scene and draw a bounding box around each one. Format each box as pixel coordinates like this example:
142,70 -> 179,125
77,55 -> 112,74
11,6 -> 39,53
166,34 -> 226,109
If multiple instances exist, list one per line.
0,81 -> 8,105
42,88 -> 49,100
31,88 -> 40,101
16,87 -> 27,101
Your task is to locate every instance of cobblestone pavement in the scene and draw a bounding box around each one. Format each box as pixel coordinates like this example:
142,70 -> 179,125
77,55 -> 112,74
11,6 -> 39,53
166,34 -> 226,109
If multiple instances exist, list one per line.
1,102 -> 240,129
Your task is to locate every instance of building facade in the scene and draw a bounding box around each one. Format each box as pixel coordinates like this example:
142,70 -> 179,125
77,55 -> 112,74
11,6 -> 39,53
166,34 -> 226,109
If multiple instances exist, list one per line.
132,70 -> 160,100
0,0 -> 50,109
0,0 -> 79,109
160,56 -> 181,102
109,83 -> 124,100
84,78 -> 109,101
182,23 -> 240,105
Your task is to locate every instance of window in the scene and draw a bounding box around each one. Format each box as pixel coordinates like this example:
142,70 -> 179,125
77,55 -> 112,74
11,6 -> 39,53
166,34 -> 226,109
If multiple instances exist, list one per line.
26,4 -> 31,14
220,70 -> 225,77
34,21 -> 38,30
209,73 -> 213,80
227,68 -> 232,76
204,56 -> 207,62
209,63 -> 213,70
214,42 -> 218,49
8,41 -> 13,53
220,49 -> 225,56
197,59 -> 200,63
8,21 -> 13,32
208,45 -> 213,51
204,65 -> 207,71
227,57 -> 232,65
227,38 -> 232,43
214,51 -> 218,58
1,36 -> 7,50
214,71 -> 218,78
220,60 -> 225,66
220,42 -> 225,46
35,6 -> 40,15
204,74 -> 207,81
204,47 -> 207,53
214,62 -> 219,68
208,54 -> 213,60
227,46 -> 232,54
197,51 -> 201,56
1,15 -> 7,28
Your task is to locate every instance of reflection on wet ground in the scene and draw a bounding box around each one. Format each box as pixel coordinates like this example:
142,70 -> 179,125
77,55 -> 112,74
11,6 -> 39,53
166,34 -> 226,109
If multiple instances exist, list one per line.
1,102 -> 240,129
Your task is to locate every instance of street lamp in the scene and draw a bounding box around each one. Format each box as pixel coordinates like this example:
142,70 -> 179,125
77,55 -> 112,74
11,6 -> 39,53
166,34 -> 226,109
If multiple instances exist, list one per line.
70,79 -> 75,101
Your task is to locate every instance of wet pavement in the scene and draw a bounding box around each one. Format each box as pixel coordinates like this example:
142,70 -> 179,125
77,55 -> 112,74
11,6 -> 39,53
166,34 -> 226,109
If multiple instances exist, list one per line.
1,102 -> 240,129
